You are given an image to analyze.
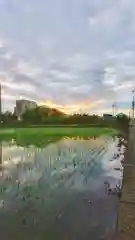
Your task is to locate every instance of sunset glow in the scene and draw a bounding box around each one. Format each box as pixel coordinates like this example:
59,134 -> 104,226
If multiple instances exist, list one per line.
38,99 -> 105,115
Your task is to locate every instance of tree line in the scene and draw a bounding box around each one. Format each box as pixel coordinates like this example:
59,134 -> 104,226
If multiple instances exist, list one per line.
0,106 -> 130,133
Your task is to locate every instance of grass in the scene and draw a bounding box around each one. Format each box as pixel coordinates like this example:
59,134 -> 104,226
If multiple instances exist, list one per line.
0,127 -> 118,147
0,127 -> 117,138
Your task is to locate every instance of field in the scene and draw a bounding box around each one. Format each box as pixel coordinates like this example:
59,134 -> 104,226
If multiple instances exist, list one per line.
0,127 -> 118,147
0,127 -> 117,138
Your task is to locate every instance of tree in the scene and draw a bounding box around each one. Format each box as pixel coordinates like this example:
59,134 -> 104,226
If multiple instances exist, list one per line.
21,106 -> 66,124
116,113 -> 129,135
22,107 -> 43,124
1,111 -> 17,125
116,113 -> 129,123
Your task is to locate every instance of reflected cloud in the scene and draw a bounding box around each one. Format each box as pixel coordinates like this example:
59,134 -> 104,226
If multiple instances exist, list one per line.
0,135 -> 124,240
0,136 -> 124,199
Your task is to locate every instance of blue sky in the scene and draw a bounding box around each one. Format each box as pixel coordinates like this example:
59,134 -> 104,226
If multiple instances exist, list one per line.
0,0 -> 134,114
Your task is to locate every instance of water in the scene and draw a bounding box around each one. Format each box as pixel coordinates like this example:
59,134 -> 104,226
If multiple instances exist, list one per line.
0,136 -> 125,239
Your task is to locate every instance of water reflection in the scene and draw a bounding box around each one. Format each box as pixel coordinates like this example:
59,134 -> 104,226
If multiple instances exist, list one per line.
4,136 -> 61,148
0,136 -> 125,240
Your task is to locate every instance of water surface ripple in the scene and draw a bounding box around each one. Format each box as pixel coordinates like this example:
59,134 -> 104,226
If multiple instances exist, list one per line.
0,136 -> 125,240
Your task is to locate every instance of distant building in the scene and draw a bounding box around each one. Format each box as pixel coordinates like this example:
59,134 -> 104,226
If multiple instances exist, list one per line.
15,99 -> 37,120
103,114 -> 113,121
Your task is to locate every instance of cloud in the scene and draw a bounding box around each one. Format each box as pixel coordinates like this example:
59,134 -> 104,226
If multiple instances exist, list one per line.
0,0 -> 135,113
16,60 -> 43,77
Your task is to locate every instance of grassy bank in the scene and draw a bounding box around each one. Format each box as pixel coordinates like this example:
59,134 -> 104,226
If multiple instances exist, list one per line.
0,127 -> 118,147
0,127 -> 117,138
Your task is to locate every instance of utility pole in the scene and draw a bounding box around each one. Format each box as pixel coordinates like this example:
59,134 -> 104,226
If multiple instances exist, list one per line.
129,110 -> 131,120
132,88 -> 135,119
112,101 -> 117,116
115,102 -> 117,116
112,103 -> 114,116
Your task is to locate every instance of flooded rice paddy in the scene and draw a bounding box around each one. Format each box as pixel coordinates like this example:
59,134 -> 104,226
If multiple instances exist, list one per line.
0,136 -> 125,240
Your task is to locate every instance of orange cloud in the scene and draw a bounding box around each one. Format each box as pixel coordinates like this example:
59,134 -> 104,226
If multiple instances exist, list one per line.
38,98 -> 105,114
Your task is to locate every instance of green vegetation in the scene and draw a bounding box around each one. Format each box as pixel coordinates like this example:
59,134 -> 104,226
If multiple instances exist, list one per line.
1,105 -> 129,127
0,127 -> 118,147
0,127 -> 117,139
0,105 -> 129,139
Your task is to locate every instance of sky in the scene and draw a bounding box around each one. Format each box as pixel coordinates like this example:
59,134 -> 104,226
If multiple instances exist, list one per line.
0,0 -> 135,115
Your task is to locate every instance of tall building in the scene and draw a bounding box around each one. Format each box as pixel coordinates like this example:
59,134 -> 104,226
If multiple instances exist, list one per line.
16,99 -> 37,120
